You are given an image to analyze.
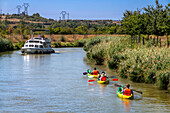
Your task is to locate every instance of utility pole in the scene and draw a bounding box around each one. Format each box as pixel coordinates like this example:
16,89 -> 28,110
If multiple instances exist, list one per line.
23,3 -> 29,15
60,11 -> 67,20
16,5 -> 22,15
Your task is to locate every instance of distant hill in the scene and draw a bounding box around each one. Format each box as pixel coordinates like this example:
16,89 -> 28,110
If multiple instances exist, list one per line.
0,13 -> 120,26
0,13 -> 122,38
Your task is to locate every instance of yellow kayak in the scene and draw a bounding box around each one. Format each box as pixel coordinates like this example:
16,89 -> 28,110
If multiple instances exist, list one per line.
97,79 -> 109,84
87,73 -> 99,78
117,87 -> 133,99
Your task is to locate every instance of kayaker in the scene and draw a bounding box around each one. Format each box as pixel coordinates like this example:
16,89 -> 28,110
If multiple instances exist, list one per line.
98,71 -> 108,81
87,69 -> 92,74
91,67 -> 99,75
98,71 -> 104,80
122,84 -> 133,96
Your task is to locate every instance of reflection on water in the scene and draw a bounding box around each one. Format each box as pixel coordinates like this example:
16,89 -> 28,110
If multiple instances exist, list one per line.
0,48 -> 169,112
120,98 -> 131,112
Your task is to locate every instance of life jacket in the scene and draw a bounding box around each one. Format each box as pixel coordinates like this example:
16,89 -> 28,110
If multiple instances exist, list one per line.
101,76 -> 106,81
123,88 -> 132,96
93,70 -> 99,75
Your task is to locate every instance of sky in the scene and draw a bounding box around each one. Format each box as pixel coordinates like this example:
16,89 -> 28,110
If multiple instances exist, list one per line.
0,0 -> 169,20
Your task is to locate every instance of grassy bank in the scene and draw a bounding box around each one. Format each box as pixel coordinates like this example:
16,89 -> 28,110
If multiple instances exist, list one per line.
84,36 -> 170,90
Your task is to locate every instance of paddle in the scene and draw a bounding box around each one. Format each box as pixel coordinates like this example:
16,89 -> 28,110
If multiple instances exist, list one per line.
115,84 -> 143,94
88,80 -> 95,82
112,78 -> 118,81
83,72 -> 88,75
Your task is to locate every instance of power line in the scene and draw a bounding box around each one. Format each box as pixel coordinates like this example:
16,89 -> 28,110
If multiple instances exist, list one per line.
23,3 -> 29,15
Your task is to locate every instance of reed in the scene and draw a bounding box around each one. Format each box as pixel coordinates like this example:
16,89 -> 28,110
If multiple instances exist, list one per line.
84,36 -> 170,89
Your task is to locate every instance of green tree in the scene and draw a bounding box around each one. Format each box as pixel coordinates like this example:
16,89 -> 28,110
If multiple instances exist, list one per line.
144,0 -> 167,38
75,26 -> 88,34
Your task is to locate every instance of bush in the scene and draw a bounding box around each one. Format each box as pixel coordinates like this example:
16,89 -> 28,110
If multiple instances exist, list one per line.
13,41 -> 25,50
74,39 -> 86,47
60,35 -> 66,42
53,42 -> 61,47
156,71 -> 170,89
0,37 -> 13,52
144,69 -> 156,84
108,57 -> 119,69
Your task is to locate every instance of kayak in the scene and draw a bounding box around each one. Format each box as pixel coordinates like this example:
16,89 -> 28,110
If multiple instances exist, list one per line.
97,79 -> 109,84
117,87 -> 133,99
87,73 -> 99,78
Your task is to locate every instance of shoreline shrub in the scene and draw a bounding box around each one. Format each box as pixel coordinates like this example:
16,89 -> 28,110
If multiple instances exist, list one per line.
83,36 -> 170,90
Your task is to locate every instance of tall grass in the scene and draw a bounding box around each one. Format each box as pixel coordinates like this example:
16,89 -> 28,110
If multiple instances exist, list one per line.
84,36 -> 170,90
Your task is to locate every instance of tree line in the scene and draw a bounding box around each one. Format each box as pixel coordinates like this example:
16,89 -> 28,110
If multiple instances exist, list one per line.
0,0 -> 169,37
121,0 -> 170,38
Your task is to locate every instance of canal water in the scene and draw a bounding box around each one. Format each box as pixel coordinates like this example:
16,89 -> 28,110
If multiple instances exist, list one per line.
0,48 -> 169,112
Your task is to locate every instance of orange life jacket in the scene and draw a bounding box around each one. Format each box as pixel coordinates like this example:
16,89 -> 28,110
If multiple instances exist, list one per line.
101,76 -> 106,81
93,70 -> 99,75
124,88 -> 132,96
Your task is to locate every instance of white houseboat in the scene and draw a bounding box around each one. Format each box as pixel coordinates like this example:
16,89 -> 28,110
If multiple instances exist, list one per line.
21,29 -> 55,54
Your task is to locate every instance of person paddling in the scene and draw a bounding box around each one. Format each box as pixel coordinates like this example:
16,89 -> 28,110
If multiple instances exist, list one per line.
98,71 -> 108,81
91,67 -> 99,75
122,84 -> 133,96
87,69 -> 92,74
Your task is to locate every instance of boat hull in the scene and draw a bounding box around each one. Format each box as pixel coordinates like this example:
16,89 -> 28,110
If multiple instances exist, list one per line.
97,79 -> 109,84
117,87 -> 133,99
87,73 -> 99,78
21,48 -> 55,54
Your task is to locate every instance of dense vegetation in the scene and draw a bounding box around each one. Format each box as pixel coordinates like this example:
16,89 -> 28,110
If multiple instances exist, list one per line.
0,19 -> 120,38
0,0 -> 169,38
0,37 -> 13,52
84,36 -> 170,90
122,0 -> 170,38
0,36 -> 25,52
49,20 -> 120,35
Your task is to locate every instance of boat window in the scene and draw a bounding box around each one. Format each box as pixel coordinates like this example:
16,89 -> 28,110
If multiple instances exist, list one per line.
35,45 -> 38,47
26,41 -> 28,43
40,45 -> 43,48
29,45 -> 34,47
34,41 -> 39,43
29,41 -> 34,43
25,45 -> 28,47
40,42 -> 42,44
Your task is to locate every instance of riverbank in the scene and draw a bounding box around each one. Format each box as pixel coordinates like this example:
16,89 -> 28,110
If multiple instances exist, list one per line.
83,36 -> 170,91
